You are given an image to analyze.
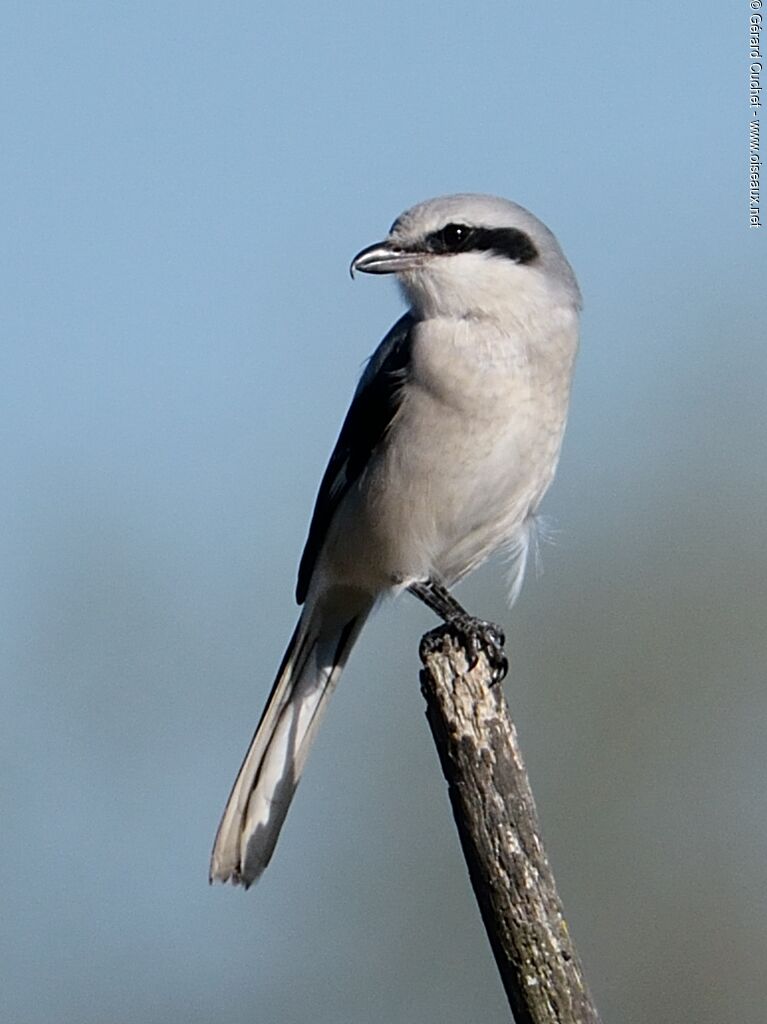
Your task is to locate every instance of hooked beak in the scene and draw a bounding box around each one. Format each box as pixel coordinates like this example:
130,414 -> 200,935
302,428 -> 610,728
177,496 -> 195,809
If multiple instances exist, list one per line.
349,239 -> 429,278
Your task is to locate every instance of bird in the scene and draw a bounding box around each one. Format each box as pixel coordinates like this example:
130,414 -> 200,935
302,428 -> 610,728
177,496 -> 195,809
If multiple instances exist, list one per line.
209,193 -> 581,887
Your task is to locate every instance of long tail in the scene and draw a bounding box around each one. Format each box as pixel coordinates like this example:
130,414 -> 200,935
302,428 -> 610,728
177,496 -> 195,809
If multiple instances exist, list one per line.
210,591 -> 373,887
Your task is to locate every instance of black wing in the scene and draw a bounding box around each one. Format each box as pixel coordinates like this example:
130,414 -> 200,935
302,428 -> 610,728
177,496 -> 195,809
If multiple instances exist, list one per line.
295,312 -> 415,604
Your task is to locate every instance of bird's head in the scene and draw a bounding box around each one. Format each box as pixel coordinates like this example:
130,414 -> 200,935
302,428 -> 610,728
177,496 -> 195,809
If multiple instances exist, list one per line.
350,193 -> 581,321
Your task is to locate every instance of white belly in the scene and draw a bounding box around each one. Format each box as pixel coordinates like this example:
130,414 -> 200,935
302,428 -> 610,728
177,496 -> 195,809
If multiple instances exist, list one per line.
318,311 -> 577,596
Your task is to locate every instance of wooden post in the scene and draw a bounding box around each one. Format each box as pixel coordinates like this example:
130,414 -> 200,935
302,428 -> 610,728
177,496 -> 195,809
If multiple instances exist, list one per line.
419,626 -> 602,1024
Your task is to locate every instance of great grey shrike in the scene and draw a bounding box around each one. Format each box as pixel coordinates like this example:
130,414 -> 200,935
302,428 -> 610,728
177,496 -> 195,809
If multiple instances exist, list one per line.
210,193 -> 581,887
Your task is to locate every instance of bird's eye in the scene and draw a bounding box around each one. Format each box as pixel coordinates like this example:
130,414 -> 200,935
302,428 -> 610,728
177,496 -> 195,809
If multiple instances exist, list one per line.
435,223 -> 473,252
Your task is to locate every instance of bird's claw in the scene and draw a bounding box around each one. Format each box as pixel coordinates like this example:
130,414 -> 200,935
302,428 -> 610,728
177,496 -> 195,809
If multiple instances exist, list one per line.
420,616 -> 508,685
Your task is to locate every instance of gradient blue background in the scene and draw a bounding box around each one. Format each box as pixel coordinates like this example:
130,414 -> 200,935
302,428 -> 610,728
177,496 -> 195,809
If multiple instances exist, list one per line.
2,3 -> 765,1022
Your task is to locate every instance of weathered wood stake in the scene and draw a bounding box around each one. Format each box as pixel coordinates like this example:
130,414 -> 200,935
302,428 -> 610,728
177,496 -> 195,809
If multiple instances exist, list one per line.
419,626 -> 602,1024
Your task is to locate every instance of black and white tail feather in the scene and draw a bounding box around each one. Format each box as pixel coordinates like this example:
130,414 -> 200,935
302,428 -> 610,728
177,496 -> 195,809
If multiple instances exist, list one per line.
210,597 -> 373,886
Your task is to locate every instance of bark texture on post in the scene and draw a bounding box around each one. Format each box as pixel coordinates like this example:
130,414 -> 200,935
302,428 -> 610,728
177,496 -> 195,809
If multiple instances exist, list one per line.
419,627 -> 601,1024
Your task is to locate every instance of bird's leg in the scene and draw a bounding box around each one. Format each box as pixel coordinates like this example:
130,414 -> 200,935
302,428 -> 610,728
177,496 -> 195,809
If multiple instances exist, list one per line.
409,579 -> 508,683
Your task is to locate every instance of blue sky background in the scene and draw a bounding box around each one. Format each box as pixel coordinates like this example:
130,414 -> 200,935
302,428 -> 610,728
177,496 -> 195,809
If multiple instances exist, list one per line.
1,4 -> 765,1022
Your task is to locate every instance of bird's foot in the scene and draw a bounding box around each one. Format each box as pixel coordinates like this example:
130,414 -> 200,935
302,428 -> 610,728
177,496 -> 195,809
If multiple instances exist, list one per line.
420,615 -> 508,684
